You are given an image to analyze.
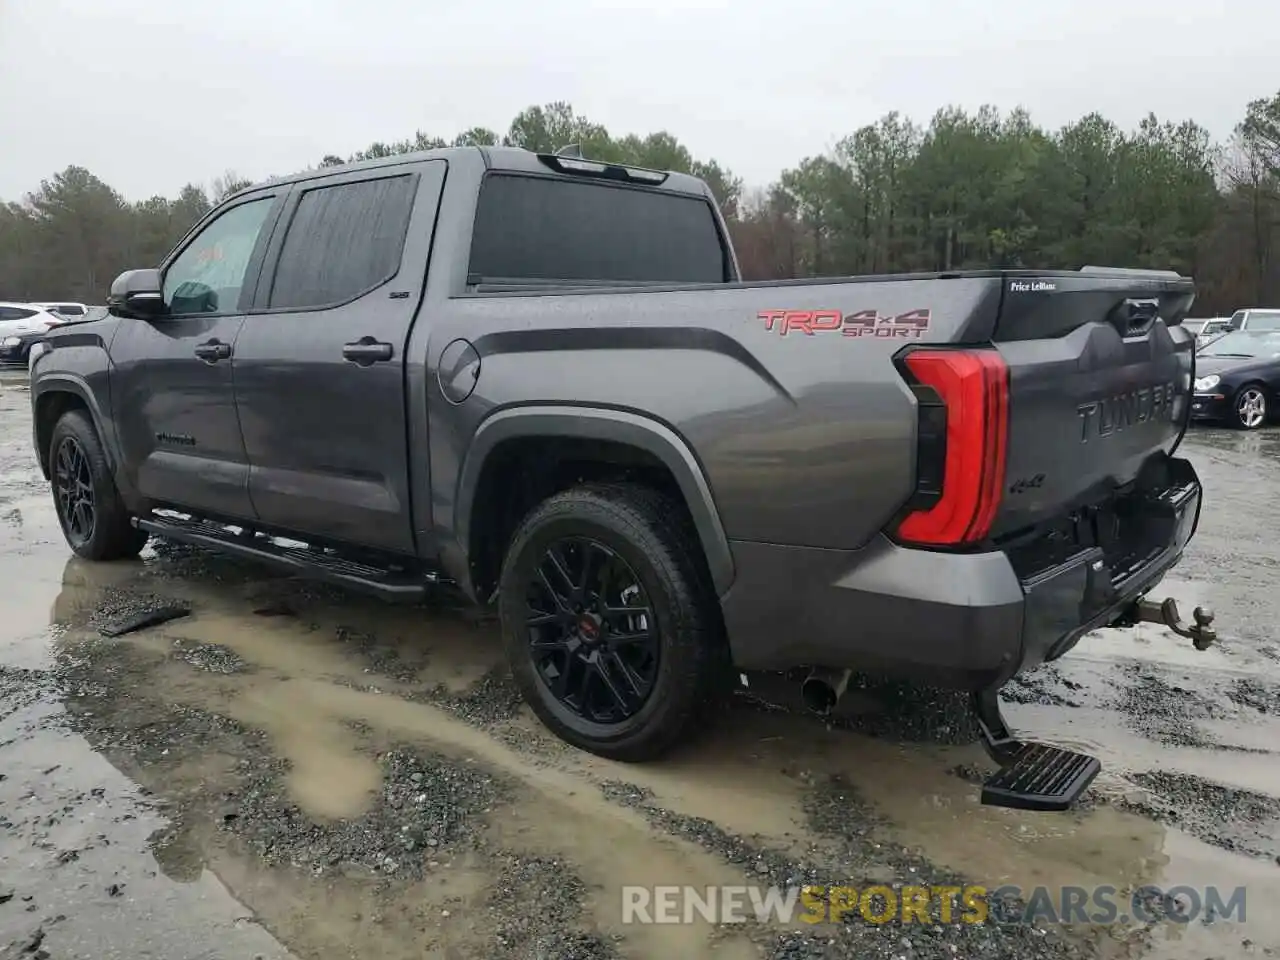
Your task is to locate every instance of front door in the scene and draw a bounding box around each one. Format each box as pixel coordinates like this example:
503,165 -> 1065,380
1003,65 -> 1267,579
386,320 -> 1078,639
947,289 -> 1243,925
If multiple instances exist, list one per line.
112,190 -> 283,520
233,162 -> 446,553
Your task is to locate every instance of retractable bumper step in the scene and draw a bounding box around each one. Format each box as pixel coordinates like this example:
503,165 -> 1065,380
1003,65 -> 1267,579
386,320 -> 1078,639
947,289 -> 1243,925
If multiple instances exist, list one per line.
135,513 -> 432,602
980,743 -> 1101,812
971,686 -> 1100,812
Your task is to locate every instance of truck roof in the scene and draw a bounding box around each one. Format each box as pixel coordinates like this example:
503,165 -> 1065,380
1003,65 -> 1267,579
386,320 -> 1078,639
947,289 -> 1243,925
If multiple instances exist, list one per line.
230,145 -> 713,201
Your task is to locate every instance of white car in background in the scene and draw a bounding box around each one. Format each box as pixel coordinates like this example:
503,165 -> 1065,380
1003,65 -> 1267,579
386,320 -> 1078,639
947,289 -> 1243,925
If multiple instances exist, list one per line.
1227,307 -> 1280,333
1194,318 -> 1231,349
34,301 -> 89,320
0,302 -> 65,366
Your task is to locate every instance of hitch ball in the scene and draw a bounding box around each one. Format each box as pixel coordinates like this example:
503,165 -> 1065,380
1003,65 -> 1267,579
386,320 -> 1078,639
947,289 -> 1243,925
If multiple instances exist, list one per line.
1133,597 -> 1217,650
1188,605 -> 1216,651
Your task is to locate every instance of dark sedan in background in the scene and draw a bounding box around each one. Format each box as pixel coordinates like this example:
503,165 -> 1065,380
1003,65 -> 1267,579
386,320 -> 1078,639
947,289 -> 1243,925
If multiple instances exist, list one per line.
1192,330 -> 1280,429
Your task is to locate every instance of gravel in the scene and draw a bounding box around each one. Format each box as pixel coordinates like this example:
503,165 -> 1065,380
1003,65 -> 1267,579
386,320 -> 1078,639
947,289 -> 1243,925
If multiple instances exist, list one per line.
430,668 -> 526,727
224,747 -> 511,880
998,665 -> 1084,708
1226,677 -> 1280,715
484,854 -> 622,960
1111,661 -> 1228,749
85,587 -> 193,634
36,631 -> 613,958
168,638 -> 250,674
335,625 -> 421,683
0,667 -> 52,724
600,777 -> 1083,960
1118,770 -> 1280,860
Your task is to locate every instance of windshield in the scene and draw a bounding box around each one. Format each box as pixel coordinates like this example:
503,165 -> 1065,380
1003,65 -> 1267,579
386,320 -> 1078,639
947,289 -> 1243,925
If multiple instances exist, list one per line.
1245,310 -> 1280,332
1199,331 -> 1280,358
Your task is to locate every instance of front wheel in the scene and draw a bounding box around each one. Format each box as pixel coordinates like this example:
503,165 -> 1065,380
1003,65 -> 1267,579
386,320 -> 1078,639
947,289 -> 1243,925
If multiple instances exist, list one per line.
49,409 -> 149,560
1233,383 -> 1268,430
498,483 -> 726,761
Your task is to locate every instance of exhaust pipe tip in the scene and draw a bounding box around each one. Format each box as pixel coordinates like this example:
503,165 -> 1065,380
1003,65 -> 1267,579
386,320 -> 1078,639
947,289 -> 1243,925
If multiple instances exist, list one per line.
801,678 -> 838,714
801,668 -> 852,715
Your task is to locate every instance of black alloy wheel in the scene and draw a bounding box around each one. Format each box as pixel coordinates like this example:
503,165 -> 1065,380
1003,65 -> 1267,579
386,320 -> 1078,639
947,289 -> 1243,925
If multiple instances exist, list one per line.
54,435 -> 96,548
498,483 -> 726,761
525,536 -> 660,723
48,408 -> 149,560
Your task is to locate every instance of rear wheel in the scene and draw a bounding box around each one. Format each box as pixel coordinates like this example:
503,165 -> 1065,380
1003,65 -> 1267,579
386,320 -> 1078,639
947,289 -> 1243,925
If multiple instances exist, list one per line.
49,409 -> 149,560
498,483 -> 726,761
1233,383 -> 1268,430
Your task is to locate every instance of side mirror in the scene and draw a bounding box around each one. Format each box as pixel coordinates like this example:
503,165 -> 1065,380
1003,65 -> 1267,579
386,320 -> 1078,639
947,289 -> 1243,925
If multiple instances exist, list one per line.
107,269 -> 166,319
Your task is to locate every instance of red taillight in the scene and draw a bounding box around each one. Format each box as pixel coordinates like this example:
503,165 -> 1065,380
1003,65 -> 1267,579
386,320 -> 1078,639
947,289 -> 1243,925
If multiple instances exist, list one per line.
896,348 -> 1009,546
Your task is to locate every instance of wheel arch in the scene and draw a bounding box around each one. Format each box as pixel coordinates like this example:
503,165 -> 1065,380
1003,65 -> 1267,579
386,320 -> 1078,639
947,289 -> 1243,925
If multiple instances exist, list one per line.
456,405 -> 734,603
32,376 -> 116,480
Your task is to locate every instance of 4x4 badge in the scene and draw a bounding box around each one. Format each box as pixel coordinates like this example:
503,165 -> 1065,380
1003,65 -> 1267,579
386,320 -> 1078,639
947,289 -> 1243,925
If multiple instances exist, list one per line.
757,308 -> 931,339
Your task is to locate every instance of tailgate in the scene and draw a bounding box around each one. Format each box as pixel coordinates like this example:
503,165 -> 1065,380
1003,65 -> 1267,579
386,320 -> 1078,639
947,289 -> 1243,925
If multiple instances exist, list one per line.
989,269 -> 1196,539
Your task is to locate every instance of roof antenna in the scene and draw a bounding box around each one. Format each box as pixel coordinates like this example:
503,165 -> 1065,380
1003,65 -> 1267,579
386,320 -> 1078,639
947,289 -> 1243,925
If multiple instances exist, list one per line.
554,143 -> 584,158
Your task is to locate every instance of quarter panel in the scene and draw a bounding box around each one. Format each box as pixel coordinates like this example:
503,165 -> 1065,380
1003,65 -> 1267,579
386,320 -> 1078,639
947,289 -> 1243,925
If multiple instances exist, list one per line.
426,276 -> 1004,552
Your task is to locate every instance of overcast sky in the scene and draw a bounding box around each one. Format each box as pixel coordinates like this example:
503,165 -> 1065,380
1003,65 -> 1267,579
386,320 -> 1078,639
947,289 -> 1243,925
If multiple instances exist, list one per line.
0,0 -> 1274,202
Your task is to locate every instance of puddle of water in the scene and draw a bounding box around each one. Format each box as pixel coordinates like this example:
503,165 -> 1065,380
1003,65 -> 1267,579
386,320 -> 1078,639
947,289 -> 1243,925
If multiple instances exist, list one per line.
1090,827 -> 1280,960
123,606 -> 1279,954
488,784 -> 762,960
0,696 -> 295,958
99,654 -> 765,960
232,679 -> 385,820
1010,701 -> 1280,795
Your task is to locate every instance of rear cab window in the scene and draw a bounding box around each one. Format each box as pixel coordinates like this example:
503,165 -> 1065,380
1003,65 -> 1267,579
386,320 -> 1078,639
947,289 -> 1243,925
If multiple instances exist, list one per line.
467,173 -> 729,287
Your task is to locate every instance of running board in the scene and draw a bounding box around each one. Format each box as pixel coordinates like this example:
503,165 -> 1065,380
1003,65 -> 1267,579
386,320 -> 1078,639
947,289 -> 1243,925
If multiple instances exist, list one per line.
134,514 -> 433,602
972,688 -> 1101,812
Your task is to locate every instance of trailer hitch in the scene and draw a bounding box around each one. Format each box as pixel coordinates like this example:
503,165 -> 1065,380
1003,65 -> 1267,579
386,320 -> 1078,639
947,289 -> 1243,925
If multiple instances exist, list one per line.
1119,597 -> 1217,650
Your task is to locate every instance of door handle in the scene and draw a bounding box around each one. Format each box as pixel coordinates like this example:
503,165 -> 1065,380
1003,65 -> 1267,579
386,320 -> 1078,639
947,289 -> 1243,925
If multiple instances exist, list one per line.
342,338 -> 394,366
194,339 -> 232,362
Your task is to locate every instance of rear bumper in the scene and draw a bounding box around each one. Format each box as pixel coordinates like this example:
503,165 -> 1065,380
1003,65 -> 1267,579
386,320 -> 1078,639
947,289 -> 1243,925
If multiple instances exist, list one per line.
722,467 -> 1201,690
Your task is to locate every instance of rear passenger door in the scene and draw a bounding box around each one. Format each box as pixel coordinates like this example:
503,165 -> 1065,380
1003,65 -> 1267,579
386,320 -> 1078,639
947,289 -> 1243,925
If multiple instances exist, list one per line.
234,161 -> 447,553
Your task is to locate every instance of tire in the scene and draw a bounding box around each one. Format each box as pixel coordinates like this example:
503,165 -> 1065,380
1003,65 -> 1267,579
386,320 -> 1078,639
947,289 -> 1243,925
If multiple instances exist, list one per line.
1233,383 -> 1268,430
498,482 -> 727,761
49,409 -> 149,560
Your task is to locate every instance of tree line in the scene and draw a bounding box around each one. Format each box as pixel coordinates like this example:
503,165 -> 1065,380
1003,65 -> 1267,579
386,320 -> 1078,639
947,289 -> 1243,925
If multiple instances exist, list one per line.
2,93 -> 1278,314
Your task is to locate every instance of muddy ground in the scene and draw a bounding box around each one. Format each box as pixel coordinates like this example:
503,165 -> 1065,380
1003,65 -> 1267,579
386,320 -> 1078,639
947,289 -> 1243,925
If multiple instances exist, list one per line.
1,367 -> 1279,960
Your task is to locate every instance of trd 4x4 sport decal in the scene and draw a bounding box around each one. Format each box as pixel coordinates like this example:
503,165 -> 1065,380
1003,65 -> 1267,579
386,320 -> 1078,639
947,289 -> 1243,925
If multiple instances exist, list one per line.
757,308 -> 931,339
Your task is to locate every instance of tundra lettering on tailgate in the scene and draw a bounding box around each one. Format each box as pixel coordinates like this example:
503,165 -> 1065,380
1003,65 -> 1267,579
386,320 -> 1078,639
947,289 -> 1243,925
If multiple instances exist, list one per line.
1076,382 -> 1178,442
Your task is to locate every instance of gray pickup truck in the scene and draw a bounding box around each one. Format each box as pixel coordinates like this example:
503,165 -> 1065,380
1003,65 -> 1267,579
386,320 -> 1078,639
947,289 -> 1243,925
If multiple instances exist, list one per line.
29,146 -> 1216,811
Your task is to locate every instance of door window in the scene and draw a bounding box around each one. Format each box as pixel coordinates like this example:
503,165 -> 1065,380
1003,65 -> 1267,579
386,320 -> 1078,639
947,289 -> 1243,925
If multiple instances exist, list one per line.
163,197 -> 275,315
268,174 -> 416,310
